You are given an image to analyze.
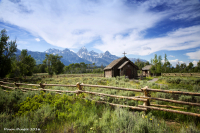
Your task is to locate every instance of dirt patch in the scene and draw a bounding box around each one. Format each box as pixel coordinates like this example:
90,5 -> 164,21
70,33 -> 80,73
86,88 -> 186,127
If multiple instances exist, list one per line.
165,120 -> 182,132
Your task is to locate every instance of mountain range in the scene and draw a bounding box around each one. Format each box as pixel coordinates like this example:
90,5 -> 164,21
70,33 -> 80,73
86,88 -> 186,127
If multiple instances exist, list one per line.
16,47 -> 147,66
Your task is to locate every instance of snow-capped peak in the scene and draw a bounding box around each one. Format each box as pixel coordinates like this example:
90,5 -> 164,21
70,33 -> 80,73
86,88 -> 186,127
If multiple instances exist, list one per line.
104,51 -> 111,55
77,46 -> 88,56
81,46 -> 86,50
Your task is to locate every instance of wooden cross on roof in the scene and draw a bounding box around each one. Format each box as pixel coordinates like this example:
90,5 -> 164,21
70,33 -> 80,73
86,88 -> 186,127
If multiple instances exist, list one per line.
122,51 -> 127,57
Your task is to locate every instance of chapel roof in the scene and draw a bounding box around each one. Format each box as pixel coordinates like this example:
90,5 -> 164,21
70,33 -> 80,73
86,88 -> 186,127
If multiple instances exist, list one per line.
104,56 -> 138,70
142,65 -> 152,70
118,61 -> 129,69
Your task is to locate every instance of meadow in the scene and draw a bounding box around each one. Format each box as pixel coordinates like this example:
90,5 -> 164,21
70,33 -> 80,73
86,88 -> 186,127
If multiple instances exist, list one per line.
0,74 -> 200,132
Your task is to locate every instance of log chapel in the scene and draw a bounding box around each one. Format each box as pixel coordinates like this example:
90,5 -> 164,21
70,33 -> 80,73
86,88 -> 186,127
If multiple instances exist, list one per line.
104,56 -> 139,79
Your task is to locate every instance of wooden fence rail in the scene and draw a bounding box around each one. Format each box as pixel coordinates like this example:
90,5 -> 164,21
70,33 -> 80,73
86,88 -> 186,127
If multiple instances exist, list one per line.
138,105 -> 200,117
146,88 -> 200,96
137,96 -> 200,106
0,81 -> 200,117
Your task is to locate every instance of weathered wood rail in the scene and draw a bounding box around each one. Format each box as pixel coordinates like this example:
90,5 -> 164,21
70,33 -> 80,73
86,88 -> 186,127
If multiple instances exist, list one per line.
0,81 -> 200,117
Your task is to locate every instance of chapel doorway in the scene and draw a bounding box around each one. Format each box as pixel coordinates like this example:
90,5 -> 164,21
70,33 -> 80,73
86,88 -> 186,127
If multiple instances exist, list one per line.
126,69 -> 131,79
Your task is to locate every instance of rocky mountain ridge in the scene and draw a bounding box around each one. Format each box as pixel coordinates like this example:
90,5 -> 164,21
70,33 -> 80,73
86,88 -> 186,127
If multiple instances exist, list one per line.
16,47 -> 147,66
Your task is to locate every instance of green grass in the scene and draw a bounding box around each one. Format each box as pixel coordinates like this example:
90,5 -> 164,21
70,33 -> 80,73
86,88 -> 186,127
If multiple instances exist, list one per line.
143,76 -> 154,81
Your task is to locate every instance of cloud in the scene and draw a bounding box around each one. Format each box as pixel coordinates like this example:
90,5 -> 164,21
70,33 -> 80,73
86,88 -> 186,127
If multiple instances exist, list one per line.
143,47 -> 151,50
35,38 -> 40,42
169,0 -> 200,21
0,0 -> 199,56
192,60 -> 198,67
169,59 -> 184,67
186,49 -> 200,60
169,55 -> 175,58
95,25 -> 200,56
171,13 -> 200,20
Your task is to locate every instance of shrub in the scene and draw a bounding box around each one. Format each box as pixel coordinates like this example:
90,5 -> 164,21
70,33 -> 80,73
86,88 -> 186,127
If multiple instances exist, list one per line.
92,79 -> 98,85
184,80 -> 191,85
180,124 -> 199,133
0,89 -> 39,114
156,92 -> 172,99
179,95 -> 193,102
160,85 -> 168,90
116,76 -> 120,81
32,104 -> 55,128
195,79 -> 200,85
175,78 -> 181,84
193,85 -> 200,92
124,78 -> 129,82
166,78 -> 172,83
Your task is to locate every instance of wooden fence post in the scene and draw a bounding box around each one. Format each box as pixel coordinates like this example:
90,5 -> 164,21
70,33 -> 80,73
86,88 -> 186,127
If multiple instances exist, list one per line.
40,82 -> 46,92
14,82 -> 20,90
3,78 -> 8,82
141,86 -> 150,106
76,82 -> 83,96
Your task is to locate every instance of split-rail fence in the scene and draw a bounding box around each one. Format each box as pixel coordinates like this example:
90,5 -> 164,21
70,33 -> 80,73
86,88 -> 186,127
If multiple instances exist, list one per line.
0,80 -> 200,117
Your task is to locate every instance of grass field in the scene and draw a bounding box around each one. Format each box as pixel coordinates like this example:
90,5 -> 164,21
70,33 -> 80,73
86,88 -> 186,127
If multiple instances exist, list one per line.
0,74 -> 200,132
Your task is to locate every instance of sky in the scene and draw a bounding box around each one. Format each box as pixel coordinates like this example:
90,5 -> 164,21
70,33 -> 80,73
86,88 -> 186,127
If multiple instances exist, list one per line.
0,0 -> 200,67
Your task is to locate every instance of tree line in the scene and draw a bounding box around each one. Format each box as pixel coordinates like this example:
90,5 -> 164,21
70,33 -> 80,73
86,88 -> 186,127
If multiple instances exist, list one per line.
64,62 -> 104,74
149,54 -> 200,75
